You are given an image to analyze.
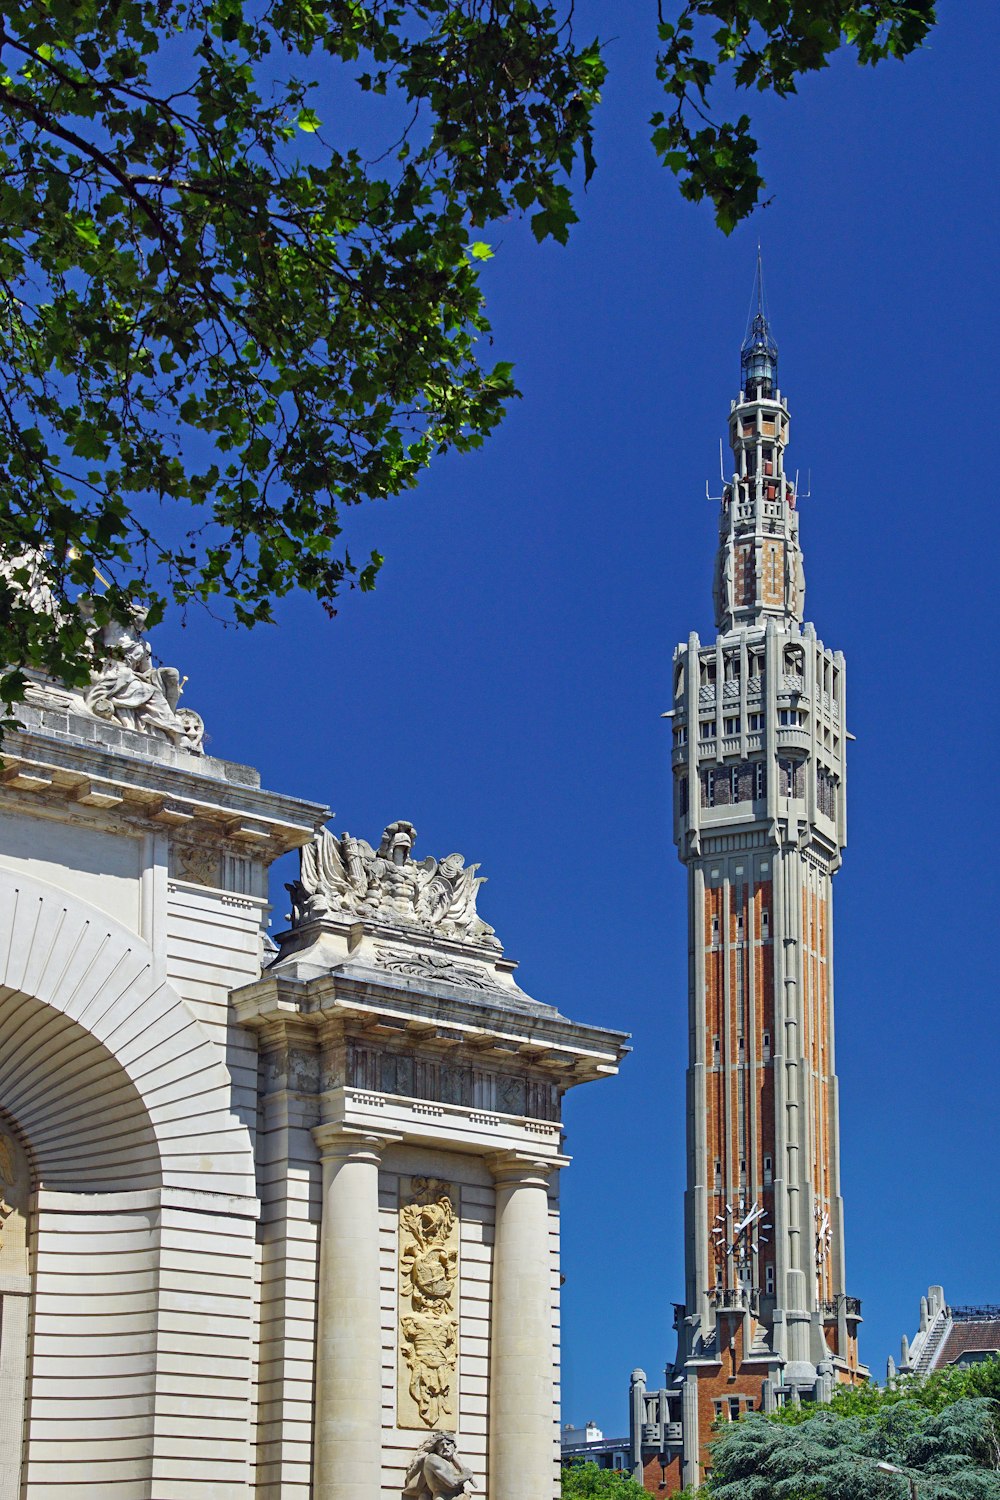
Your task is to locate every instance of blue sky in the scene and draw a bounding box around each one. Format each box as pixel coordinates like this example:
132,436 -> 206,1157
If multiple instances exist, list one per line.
153,2 -> 999,1434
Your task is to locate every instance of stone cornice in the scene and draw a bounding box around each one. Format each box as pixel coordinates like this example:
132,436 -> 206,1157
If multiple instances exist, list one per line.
234,970 -> 629,1087
0,716 -> 327,857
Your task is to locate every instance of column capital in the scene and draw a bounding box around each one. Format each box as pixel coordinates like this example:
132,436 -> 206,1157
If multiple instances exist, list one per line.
485,1149 -> 569,1187
312,1122 -> 401,1164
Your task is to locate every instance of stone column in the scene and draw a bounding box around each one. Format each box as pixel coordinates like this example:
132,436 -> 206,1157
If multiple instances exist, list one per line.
312,1125 -> 398,1500
488,1152 -> 558,1500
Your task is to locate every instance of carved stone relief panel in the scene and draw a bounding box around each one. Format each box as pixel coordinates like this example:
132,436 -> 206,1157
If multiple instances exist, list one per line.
0,1122 -> 31,1500
398,1177 -> 459,1430
170,842 -> 221,888
0,1123 -> 29,1270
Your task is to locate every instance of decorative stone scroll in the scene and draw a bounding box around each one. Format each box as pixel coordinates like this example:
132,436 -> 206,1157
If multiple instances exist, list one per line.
398,1177 -> 459,1429
288,821 -> 500,948
373,946 -> 494,991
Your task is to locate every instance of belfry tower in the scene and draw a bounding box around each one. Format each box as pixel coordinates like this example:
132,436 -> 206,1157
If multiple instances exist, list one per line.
629,266 -> 866,1493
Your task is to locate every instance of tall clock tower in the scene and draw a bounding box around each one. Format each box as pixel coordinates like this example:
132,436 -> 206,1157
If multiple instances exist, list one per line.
632,271 -> 867,1493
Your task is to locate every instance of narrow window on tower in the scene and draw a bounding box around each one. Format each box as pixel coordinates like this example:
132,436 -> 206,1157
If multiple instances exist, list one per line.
763,1153 -> 773,1183
724,716 -> 740,737
712,1035 -> 720,1063
736,912 -> 745,943
731,766 -> 741,801
780,758 -> 798,797
749,712 -> 764,732
714,1158 -> 722,1186
711,913 -> 720,946
678,776 -> 689,818
762,1031 -> 771,1060
673,724 -> 687,746
755,761 -> 766,800
761,909 -> 770,941
700,720 -> 717,741
765,1264 -> 775,1295
738,1038 -> 745,1063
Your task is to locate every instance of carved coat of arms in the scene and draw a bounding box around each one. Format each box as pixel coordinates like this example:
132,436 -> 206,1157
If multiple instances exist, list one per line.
398,1178 -> 459,1429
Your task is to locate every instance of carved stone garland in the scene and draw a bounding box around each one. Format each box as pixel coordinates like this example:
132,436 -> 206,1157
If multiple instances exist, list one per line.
398,1177 -> 459,1429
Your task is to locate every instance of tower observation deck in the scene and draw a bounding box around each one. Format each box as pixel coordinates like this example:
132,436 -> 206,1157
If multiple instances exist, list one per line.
628,271 -> 868,1494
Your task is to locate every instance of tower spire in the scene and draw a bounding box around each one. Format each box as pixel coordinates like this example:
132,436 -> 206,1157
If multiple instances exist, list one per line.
741,250 -> 778,401
713,264 -> 803,633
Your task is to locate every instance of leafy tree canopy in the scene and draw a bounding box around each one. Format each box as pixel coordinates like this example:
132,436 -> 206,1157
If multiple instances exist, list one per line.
0,0 -> 936,706
562,1460 -> 649,1498
705,1359 -> 1000,1500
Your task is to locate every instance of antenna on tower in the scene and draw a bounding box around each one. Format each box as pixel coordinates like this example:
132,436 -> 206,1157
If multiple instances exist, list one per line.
719,439 -> 726,485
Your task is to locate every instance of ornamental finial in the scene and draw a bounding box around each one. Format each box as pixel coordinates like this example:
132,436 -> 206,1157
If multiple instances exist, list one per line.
740,247 -> 778,399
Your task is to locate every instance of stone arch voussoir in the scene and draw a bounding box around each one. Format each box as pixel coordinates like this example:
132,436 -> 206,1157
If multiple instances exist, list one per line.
0,868 -> 255,1196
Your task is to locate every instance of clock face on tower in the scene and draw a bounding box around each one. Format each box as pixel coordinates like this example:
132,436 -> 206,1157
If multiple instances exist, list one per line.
711,1198 -> 771,1281
815,1208 -> 832,1268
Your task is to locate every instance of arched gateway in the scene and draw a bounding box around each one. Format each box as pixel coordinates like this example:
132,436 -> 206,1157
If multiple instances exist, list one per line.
0,627 -> 625,1500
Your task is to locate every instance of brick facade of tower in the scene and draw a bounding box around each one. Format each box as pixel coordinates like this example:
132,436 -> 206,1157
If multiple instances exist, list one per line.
628,283 -> 867,1493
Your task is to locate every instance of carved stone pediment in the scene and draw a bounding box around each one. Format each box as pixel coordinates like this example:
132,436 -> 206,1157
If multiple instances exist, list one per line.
287,821 -> 501,951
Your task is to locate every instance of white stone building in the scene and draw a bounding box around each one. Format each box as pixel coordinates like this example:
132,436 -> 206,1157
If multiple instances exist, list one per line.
0,628 -> 626,1500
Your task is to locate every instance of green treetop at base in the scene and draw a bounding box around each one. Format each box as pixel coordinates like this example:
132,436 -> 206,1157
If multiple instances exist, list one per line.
562,1462 -> 649,1498
703,1358 -> 1000,1499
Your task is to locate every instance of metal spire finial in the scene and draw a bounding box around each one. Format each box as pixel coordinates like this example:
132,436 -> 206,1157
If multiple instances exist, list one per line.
741,248 -> 777,398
